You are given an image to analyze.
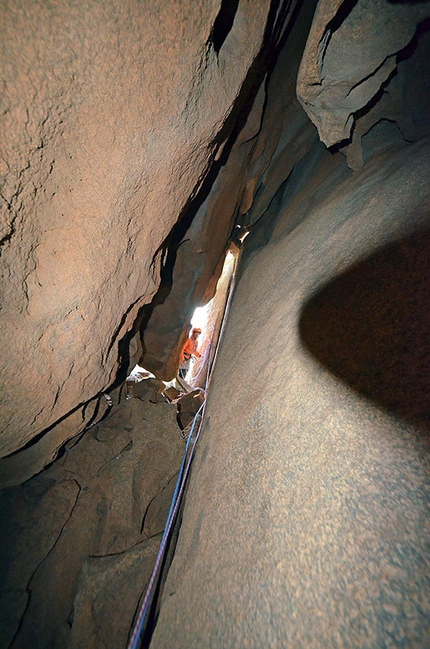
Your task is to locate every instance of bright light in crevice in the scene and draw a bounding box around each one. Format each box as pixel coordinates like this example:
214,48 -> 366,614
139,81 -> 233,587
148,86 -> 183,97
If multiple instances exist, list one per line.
191,250 -> 236,333
191,303 -> 211,331
126,364 -> 154,382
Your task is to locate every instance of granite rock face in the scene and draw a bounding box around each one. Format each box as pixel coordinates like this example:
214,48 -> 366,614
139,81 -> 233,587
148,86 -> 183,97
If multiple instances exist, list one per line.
1,0 -> 430,647
147,1 -> 430,647
297,0 -> 429,148
0,393 -> 184,649
150,137 -> 430,649
0,0 -> 277,472
139,1 -> 305,380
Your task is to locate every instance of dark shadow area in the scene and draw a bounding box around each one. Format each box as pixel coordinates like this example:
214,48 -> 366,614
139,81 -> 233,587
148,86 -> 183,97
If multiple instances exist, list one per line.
300,227 -> 430,433
210,0 -> 240,54
324,0 -> 359,38
397,17 -> 430,63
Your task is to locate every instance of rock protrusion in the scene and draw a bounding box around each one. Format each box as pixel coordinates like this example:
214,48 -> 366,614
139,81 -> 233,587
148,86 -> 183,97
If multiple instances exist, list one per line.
297,0 -> 429,148
0,394 -> 184,648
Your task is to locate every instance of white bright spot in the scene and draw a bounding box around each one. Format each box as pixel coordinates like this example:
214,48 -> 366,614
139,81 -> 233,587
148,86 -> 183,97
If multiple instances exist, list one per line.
126,364 -> 154,382
190,251 -> 235,333
191,304 -> 210,331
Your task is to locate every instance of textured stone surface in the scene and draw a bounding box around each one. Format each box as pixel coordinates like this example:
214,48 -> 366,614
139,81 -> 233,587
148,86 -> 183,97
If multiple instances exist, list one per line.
69,536 -> 161,649
144,6 -> 430,640
297,0 -> 430,147
0,396 -> 184,648
150,137 -> 430,649
0,399 -> 100,488
343,23 -> 430,171
144,0 -> 430,371
140,1 -> 304,380
1,0 -> 430,646
142,475 -> 178,539
140,86 -> 267,379
0,477 -> 80,648
132,378 -> 166,404
0,0 -> 275,467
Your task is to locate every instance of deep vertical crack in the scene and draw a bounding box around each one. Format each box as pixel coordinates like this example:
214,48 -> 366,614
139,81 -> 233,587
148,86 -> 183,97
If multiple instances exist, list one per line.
7,479 -> 81,648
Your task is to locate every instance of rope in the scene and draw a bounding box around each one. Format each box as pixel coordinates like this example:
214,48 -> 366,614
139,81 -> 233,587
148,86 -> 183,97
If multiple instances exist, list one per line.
127,400 -> 205,649
127,247 -> 241,649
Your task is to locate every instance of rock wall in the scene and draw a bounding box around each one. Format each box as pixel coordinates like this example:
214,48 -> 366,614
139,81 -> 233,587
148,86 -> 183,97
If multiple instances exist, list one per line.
0,0 -> 286,483
151,143 -> 430,649
148,2 -> 430,647
140,2 -> 302,380
0,385 -> 184,648
297,0 -> 430,150
1,0 -> 430,645
141,0 -> 430,380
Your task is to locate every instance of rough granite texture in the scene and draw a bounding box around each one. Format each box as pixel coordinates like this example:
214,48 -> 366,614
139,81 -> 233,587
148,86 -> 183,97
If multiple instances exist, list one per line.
1,0 -> 429,647
150,139 -> 430,648
297,0 -> 429,147
0,0 -> 274,468
141,0 -> 317,379
0,393 -> 184,649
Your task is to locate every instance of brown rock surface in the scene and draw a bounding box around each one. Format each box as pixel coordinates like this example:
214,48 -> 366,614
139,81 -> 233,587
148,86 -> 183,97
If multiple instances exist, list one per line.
147,4 -> 430,646
176,389 -> 205,430
140,1 -> 305,380
0,399 -> 101,489
0,395 -> 184,648
1,0 -> 430,647
150,136 -> 430,649
69,536 -> 162,649
0,0 -> 277,470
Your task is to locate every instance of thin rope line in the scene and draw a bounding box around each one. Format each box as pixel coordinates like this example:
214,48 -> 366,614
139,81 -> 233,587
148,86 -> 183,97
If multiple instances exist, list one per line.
127,247 -> 240,649
127,401 -> 205,649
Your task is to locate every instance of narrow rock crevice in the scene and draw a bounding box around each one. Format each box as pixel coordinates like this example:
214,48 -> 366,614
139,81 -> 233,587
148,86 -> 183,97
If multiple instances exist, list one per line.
210,0 -> 240,55
1,2 -> 430,647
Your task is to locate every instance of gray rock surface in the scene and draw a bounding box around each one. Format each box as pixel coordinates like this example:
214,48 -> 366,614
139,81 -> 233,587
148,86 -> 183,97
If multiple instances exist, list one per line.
0,395 -> 184,649
297,0 -> 429,147
149,139 -> 430,648
69,536 -> 162,649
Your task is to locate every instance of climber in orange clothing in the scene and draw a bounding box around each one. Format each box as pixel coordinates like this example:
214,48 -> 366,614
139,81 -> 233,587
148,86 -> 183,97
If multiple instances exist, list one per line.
178,327 -> 201,379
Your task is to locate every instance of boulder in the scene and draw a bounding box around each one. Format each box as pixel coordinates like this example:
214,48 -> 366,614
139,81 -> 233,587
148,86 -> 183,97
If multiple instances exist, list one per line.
297,0 -> 429,147
176,390 -> 205,431
0,0 -> 277,477
150,138 -> 430,649
132,378 -> 166,403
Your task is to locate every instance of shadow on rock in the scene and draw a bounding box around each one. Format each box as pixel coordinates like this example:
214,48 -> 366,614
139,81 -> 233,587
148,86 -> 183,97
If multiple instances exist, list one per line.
299,227 -> 430,433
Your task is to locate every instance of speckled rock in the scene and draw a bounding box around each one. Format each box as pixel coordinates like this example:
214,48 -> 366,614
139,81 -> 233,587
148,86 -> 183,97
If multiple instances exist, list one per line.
69,536 -> 162,649
2,1 -> 430,647
0,396 -> 184,648
0,0 -> 275,473
149,140 -> 430,649
297,0 -> 429,147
